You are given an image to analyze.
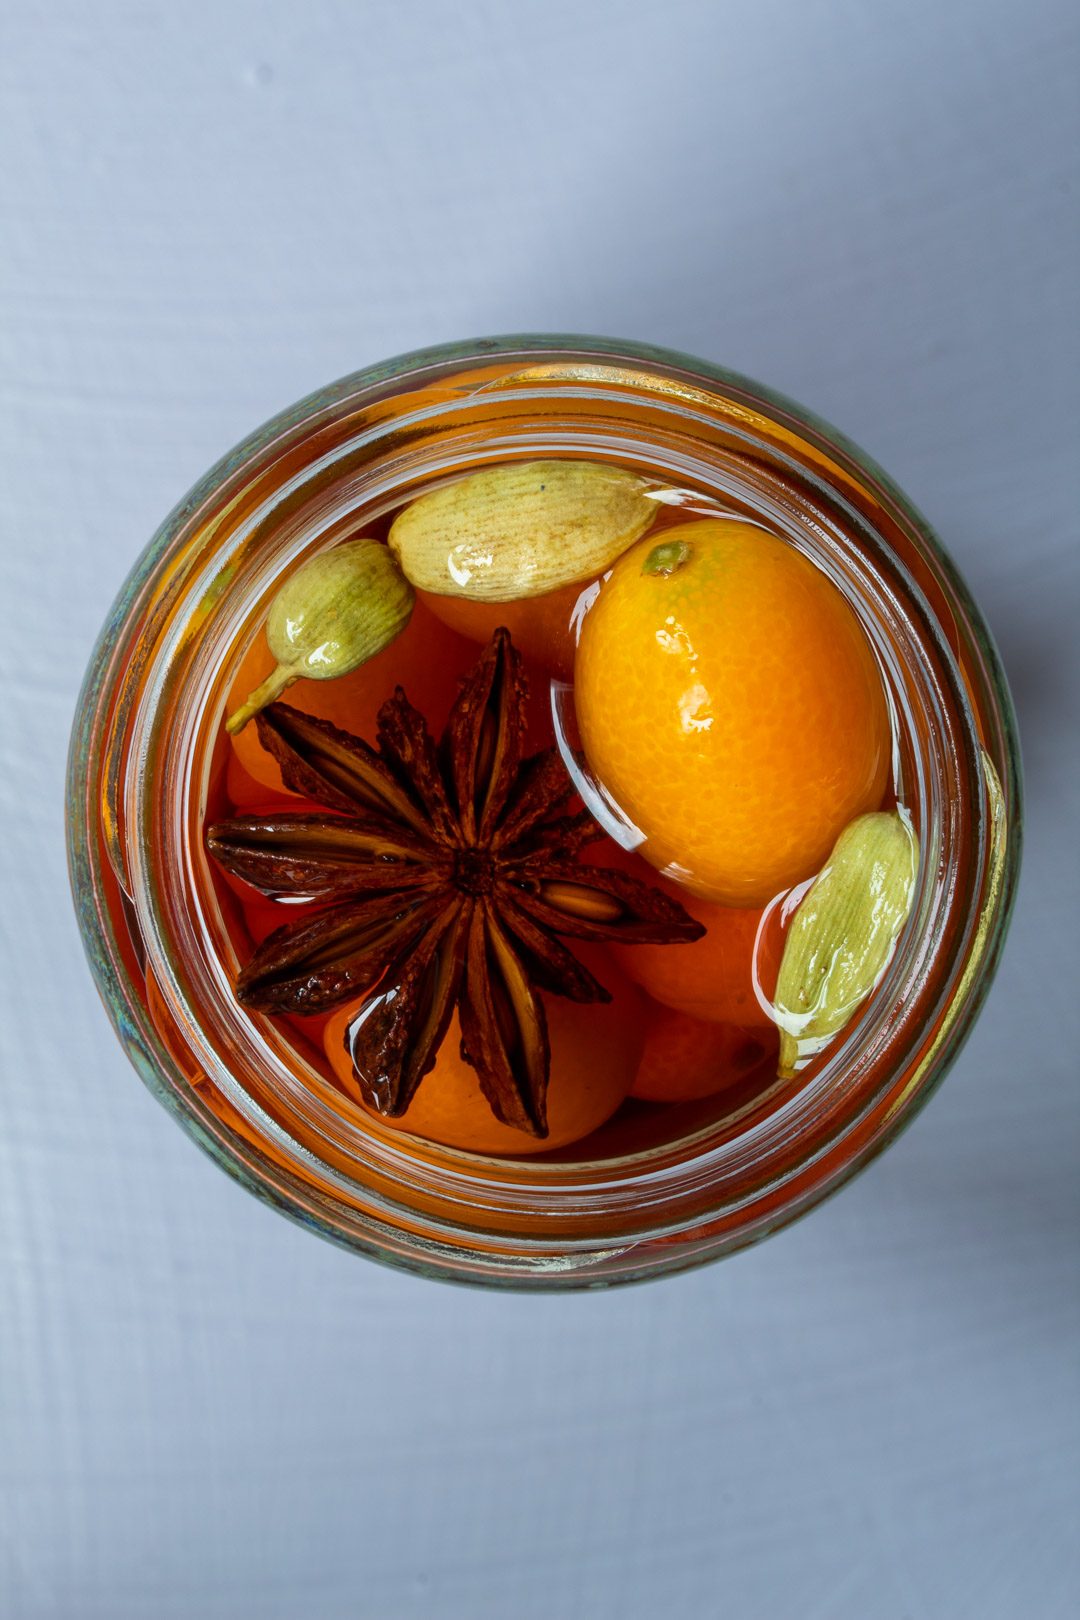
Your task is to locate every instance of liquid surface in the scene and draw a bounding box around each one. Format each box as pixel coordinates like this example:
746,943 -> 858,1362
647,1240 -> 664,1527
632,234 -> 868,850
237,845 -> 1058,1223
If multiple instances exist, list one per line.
204,460 -> 912,1159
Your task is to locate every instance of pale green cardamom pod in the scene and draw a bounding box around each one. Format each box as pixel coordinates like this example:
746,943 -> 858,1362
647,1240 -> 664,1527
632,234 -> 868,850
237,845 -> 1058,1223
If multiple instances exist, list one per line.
226,539 -> 414,734
388,459 -> 656,602
773,810 -> 920,1078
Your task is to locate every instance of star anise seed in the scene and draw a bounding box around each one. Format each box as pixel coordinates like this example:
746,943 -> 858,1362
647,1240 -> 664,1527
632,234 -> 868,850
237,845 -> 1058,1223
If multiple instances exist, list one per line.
207,629 -> 704,1137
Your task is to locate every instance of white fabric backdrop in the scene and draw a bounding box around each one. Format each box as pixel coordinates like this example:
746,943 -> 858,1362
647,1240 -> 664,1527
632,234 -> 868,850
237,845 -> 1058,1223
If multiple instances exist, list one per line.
2,2 -> 1077,1616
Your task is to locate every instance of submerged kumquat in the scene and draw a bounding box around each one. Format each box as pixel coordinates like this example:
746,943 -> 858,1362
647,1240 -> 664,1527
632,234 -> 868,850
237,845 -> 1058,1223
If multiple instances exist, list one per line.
630,1007 -> 777,1103
323,949 -> 645,1155
414,577 -> 586,682
591,844 -> 783,1026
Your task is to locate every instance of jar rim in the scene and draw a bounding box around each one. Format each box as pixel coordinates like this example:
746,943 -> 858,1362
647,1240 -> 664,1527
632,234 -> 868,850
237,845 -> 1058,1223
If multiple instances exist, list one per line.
67,334 -> 1023,1288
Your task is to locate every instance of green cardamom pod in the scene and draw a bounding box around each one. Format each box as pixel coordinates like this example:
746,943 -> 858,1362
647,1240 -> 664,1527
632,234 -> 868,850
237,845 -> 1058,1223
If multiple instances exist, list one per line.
388,460 -> 656,602
773,810 -> 919,1077
226,540 -> 413,734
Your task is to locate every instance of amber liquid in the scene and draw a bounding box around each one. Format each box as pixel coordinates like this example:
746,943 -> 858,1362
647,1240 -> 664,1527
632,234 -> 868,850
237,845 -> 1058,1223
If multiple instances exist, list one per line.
201,494 -> 807,1162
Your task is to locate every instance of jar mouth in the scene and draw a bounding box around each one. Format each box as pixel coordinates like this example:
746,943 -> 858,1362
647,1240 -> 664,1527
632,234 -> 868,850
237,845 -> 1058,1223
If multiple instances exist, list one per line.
68,335 -> 1022,1285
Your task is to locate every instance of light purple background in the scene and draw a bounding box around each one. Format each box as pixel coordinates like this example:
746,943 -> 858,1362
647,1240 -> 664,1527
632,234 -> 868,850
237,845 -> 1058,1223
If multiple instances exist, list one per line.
2,3 -> 1078,1616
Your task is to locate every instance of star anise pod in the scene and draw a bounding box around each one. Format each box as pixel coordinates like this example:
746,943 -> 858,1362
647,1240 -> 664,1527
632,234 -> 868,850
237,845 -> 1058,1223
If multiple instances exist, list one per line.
207,629 -> 704,1137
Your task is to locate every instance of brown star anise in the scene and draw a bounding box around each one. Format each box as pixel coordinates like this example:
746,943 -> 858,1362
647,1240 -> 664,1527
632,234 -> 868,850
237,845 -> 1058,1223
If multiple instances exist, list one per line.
207,629 -> 704,1137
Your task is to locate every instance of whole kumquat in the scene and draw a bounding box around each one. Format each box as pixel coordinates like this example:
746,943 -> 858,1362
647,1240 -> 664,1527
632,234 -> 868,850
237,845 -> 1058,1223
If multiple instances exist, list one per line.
592,843 -> 782,1026
414,577 -> 586,683
575,519 -> 890,905
630,1007 -> 777,1103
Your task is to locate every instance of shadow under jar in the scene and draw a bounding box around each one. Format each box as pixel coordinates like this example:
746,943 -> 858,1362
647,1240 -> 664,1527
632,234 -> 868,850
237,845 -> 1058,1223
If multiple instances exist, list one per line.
67,335 -> 1021,1289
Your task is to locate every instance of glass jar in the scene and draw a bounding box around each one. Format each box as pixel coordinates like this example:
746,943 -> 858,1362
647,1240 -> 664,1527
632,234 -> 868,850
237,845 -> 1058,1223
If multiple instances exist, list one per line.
66,335 -> 1021,1289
